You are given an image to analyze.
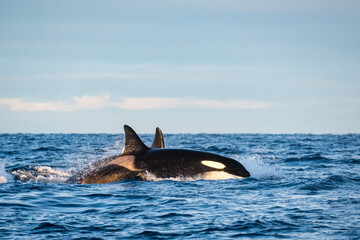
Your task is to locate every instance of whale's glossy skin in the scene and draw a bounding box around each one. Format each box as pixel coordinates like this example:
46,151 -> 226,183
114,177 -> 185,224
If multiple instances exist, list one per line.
134,148 -> 250,179
67,125 -> 250,184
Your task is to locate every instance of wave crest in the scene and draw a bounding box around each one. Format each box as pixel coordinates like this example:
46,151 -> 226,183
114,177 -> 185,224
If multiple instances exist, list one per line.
12,166 -> 71,183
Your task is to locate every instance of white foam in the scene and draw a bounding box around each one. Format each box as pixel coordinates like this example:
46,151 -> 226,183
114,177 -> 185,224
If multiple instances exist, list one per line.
0,163 -> 12,183
12,166 -> 71,183
236,154 -> 282,179
0,176 -> 7,183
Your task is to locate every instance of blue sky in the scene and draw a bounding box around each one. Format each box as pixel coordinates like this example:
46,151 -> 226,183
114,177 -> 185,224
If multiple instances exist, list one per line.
0,0 -> 359,133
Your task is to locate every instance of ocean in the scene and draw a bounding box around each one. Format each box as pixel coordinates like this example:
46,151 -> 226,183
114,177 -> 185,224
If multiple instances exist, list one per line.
0,133 -> 359,239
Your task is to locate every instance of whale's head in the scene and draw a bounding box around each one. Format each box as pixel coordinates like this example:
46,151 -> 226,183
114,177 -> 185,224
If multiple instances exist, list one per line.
201,157 -> 250,178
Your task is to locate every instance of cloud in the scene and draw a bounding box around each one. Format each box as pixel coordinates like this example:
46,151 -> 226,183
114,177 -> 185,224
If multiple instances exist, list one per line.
116,98 -> 183,110
116,98 -> 268,110
189,99 -> 268,109
0,99 -> 73,112
0,96 -> 111,112
73,95 -> 111,110
0,96 -> 269,112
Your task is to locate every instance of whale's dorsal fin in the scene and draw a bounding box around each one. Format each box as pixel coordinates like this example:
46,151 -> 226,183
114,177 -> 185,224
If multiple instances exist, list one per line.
151,127 -> 165,149
123,125 -> 149,155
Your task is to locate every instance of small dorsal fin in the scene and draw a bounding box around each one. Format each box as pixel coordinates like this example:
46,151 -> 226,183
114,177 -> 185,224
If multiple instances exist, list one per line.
122,125 -> 149,155
151,127 -> 165,148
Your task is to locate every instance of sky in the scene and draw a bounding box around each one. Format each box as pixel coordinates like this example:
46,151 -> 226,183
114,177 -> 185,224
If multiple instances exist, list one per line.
0,0 -> 359,133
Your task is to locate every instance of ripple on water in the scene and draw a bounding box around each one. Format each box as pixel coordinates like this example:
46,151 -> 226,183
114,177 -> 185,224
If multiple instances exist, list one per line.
300,174 -> 350,192
285,153 -> 330,163
1,133 -> 360,239
31,222 -> 68,234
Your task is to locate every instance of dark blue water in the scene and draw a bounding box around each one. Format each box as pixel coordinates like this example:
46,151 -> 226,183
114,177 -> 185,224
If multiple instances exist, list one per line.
0,133 -> 359,239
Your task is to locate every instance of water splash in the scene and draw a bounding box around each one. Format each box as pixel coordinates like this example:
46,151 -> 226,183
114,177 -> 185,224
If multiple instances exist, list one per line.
237,154 -> 282,179
0,163 -> 12,183
12,166 -> 71,183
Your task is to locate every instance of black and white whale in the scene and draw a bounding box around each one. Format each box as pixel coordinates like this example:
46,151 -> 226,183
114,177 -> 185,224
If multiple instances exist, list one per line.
66,125 -> 250,184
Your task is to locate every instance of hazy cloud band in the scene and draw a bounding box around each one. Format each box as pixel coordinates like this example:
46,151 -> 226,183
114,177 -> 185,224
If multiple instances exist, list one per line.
0,96 -> 269,112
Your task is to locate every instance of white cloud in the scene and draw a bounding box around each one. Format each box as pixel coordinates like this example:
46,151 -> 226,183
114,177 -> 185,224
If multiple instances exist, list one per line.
0,98 -> 73,112
0,96 -> 111,112
190,99 -> 268,109
73,95 -> 111,110
0,96 -> 269,112
116,98 -> 184,110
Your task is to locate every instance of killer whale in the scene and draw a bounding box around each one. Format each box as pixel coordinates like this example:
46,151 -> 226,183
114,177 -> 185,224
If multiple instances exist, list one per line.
66,127 -> 165,183
67,125 -> 250,184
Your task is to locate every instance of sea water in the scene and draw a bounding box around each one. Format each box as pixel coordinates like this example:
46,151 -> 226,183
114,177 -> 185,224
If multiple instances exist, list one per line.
0,133 -> 359,239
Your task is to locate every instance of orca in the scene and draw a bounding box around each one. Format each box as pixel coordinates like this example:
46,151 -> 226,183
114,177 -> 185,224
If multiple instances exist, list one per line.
151,127 -> 164,149
66,126 -> 165,184
66,125 -> 250,184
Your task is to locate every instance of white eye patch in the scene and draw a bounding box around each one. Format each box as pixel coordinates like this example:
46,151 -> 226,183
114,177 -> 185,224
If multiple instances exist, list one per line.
201,160 -> 226,169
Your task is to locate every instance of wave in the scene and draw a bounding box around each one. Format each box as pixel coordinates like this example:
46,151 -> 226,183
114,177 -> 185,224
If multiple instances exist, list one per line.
300,174 -> 352,191
285,153 -> 330,163
12,166 -> 71,183
32,222 -> 68,234
31,147 -> 62,152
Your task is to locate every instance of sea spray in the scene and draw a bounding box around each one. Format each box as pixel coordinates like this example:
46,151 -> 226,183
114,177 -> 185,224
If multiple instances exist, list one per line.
12,166 -> 71,183
0,163 -> 12,183
237,154 -> 282,179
